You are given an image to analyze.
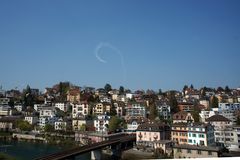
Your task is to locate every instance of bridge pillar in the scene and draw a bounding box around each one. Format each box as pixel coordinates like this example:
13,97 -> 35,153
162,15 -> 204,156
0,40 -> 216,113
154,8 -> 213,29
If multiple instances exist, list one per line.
91,149 -> 101,160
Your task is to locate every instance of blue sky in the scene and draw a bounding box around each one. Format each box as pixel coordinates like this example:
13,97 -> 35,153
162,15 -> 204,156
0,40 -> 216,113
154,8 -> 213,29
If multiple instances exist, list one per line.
0,0 -> 240,92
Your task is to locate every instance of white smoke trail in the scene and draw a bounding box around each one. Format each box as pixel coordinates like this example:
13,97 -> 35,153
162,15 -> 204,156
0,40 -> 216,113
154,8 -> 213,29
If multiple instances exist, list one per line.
95,42 -> 127,85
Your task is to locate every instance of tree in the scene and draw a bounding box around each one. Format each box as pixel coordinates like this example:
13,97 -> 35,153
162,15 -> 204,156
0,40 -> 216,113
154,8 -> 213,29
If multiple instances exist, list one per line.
217,87 -> 224,93
191,110 -> 200,122
158,89 -> 163,95
16,120 -> 33,132
104,83 -> 112,93
168,91 -> 178,114
182,85 -> 188,96
190,84 -> 194,89
80,124 -> 86,131
23,85 -> 34,108
108,116 -> 122,132
119,86 -> 125,95
44,124 -> 54,133
236,116 -> 240,125
225,86 -> 231,93
149,104 -> 158,120
201,87 -> 207,97
211,96 -> 219,108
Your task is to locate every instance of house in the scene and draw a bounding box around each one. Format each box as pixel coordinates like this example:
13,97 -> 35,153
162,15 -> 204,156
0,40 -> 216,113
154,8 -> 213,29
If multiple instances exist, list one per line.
72,102 -> 89,118
0,98 -> 10,105
14,104 -> 23,112
136,122 -> 171,150
177,102 -> 194,112
39,116 -> 58,128
173,111 -> 194,124
93,103 -> 111,115
125,103 -> 146,119
54,118 -> 69,131
0,105 -> 12,117
39,106 -> 56,117
206,114 -> 238,150
126,117 -> 148,133
55,103 -> 68,112
199,110 -> 218,123
156,103 -> 171,120
94,115 -> 110,133
0,117 -> 17,131
233,126 -> 240,151
173,144 -> 221,159
67,88 -> 80,103
99,96 -> 111,103
72,117 -> 94,131
171,123 -> 188,145
199,99 -> 210,109
187,123 -> 215,146
114,102 -> 125,117
24,116 -> 38,125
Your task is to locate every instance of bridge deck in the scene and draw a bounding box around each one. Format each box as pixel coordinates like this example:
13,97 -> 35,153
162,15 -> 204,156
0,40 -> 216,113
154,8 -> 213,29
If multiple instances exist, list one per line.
35,135 -> 135,160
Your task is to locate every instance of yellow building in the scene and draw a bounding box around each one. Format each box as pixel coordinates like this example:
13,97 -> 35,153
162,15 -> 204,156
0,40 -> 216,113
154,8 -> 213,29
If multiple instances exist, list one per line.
171,123 -> 188,144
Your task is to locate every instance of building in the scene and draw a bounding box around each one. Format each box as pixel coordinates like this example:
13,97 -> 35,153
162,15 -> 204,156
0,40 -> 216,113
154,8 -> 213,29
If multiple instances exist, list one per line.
126,117 -> 148,133
172,123 -> 188,145
199,100 -> 210,109
219,103 -> 240,112
178,102 -> 194,112
39,107 -> 56,117
173,111 -> 194,124
187,123 -> 215,146
67,89 -> 80,103
0,117 -> 19,131
72,102 -> 89,118
72,118 -> 94,131
206,114 -> 238,150
55,118 -> 68,131
199,110 -> 218,123
126,103 -> 146,118
55,103 -> 67,112
233,126 -> 240,150
94,115 -> 110,133
38,116 -> 58,128
156,103 -> 171,120
136,122 -> 171,149
0,105 -> 12,117
93,103 -> 111,115
24,116 -> 38,125
114,102 -> 125,117
14,104 -> 23,112
173,144 -> 221,159
0,98 -> 10,105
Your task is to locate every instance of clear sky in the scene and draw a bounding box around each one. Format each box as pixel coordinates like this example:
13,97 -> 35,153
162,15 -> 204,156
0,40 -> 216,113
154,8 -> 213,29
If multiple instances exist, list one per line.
0,0 -> 240,92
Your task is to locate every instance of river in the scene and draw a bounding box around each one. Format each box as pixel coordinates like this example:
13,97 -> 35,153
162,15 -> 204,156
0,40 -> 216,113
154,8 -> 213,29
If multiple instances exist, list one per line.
0,140 -> 90,160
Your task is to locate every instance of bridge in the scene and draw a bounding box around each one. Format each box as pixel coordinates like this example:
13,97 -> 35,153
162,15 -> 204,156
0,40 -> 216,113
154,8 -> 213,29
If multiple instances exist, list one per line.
35,135 -> 136,160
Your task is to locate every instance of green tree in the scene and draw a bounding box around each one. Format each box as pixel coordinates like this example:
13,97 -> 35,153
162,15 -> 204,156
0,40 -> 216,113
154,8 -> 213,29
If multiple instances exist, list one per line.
108,116 -> 122,132
44,124 -> 54,133
23,85 -> 34,108
104,83 -> 112,93
191,110 -> 200,122
211,96 -> 219,108
149,104 -> 158,120
158,89 -> 163,95
168,91 -> 178,114
80,124 -> 86,131
225,86 -> 231,93
16,120 -> 33,132
190,84 -> 194,89
201,87 -> 207,97
119,86 -> 125,95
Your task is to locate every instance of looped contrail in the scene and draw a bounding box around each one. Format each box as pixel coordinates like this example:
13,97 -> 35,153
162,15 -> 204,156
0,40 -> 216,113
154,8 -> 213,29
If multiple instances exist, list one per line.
95,42 -> 127,85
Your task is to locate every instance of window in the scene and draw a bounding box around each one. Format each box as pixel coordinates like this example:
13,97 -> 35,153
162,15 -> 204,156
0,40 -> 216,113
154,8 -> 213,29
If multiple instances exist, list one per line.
187,149 -> 191,153
198,150 -> 201,155
193,134 -> 196,137
188,139 -> 192,143
208,151 -> 212,155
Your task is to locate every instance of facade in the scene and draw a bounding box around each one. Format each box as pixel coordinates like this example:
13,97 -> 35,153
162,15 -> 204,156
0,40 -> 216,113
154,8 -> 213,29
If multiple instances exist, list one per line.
72,102 -> 89,118
55,103 -> 67,112
126,103 -> 146,118
38,116 -> 58,128
126,117 -> 148,133
39,107 -> 56,117
178,103 -> 194,112
94,115 -> 110,133
14,105 -> 23,112
24,116 -> 38,125
157,103 -> 171,120
136,122 -> 171,149
54,118 -> 67,131
0,98 -> 10,105
173,144 -> 220,159
0,105 -> 12,117
72,118 -> 94,131
172,123 -> 188,145
199,100 -> 210,109
233,126 -> 240,150
67,89 -> 81,103
173,111 -> 194,124
114,102 -> 125,117
199,110 -> 218,123
206,114 -> 238,150
93,103 -> 111,115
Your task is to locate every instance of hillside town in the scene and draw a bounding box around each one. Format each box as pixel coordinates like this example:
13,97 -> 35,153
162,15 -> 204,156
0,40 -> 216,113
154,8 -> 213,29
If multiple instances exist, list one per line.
1,82 -> 240,159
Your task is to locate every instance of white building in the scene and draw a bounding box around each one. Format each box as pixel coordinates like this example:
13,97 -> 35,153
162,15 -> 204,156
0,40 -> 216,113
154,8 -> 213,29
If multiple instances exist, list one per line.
157,103 -> 171,120
199,110 -> 218,123
55,103 -> 67,112
219,103 -> 240,112
233,126 -> 240,151
126,93 -> 133,100
0,98 -> 10,105
114,102 -> 125,117
39,116 -> 58,128
126,117 -> 148,133
94,115 -> 110,133
55,118 -> 67,131
39,107 -> 56,117
14,105 -> 23,112
25,116 -> 38,125
0,105 -> 12,117
126,103 -> 146,118
206,115 -> 238,150
187,123 -> 215,146
72,102 -> 89,118
199,100 -> 210,109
